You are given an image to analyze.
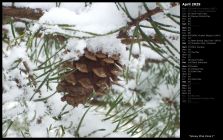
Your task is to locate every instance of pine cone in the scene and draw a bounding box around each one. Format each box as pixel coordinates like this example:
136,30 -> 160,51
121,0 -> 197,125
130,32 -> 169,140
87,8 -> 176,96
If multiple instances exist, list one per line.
57,48 -> 122,107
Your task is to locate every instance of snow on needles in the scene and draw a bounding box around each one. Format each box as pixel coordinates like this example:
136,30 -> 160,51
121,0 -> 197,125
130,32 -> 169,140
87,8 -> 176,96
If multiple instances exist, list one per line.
39,4 -> 127,33
86,35 -> 129,65
61,36 -> 128,65
61,39 -> 86,61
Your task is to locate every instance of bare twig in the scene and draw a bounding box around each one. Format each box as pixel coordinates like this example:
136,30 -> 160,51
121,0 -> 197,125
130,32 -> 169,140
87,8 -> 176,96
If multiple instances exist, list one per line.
3,6 -> 43,20
117,7 -> 163,39
22,61 -> 37,86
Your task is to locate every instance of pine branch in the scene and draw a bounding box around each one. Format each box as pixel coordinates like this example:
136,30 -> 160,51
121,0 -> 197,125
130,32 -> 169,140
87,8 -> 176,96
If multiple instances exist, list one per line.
3,6 -> 43,20
3,5 -> 167,44
117,7 -> 163,39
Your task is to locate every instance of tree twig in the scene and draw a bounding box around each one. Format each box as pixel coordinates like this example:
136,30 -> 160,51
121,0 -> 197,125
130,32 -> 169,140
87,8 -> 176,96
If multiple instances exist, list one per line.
3,6 -> 43,20
22,61 -> 37,87
117,7 -> 163,39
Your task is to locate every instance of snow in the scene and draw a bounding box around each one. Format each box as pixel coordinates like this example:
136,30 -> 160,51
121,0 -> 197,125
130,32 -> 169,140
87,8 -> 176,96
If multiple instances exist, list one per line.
61,35 -> 129,63
3,2 -> 56,11
145,97 -> 160,109
3,102 -> 26,121
131,43 -> 163,60
47,93 -> 67,116
62,39 -> 86,61
29,123 -> 48,137
160,3 -> 172,10
146,3 -> 158,10
3,45 -> 26,69
39,4 -> 126,33
3,24 -> 19,40
121,3 -> 157,19
14,22 -> 26,28
3,87 -> 23,102
3,2 -> 87,13
86,35 -> 128,65
106,132 -> 130,137
28,101 -> 47,117
29,116 -> 55,137
39,7 -> 80,25
167,5 -> 180,16
175,129 -> 180,138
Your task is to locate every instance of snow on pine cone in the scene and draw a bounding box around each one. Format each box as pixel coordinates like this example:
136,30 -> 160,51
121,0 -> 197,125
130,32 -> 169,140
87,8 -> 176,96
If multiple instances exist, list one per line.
57,48 -> 122,107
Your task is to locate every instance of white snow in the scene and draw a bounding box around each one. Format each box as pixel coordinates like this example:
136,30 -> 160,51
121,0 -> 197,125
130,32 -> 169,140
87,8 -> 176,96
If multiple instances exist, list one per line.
131,43 -> 163,60
39,4 -> 127,34
3,46 -> 26,69
14,22 -> 26,28
167,5 -> 180,16
29,116 -> 55,137
39,7 -> 80,25
61,39 -> 86,61
3,24 -> 19,40
121,3 -> 157,19
3,87 -> 23,102
145,97 -> 160,109
175,129 -> 180,137
86,35 -> 128,65
3,2 -> 56,11
3,2 -> 88,13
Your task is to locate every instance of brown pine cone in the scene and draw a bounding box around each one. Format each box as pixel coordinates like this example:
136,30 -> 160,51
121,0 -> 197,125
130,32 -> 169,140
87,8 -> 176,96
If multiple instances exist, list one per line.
57,48 -> 122,107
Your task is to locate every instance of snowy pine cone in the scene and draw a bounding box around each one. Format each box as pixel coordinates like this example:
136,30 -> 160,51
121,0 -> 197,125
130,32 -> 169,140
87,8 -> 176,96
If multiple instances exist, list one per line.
57,48 -> 122,107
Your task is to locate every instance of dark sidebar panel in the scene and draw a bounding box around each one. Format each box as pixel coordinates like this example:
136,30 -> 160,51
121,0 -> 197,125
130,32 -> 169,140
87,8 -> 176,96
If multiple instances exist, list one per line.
181,1 -> 221,139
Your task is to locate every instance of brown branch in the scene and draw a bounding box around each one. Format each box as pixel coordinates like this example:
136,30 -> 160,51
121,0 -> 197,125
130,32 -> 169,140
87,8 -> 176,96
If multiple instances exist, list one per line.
117,7 -> 163,39
127,7 -> 163,28
89,98 -> 143,107
22,61 -> 37,87
3,6 -> 43,20
2,5 -> 172,45
145,58 -> 167,64
117,4 -> 179,45
121,34 -> 163,45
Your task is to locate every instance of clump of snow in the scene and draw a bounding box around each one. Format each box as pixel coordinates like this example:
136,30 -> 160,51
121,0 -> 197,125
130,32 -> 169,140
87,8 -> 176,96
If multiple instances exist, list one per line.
174,129 -> 180,137
27,101 -> 47,117
122,3 -> 157,19
59,3 -> 89,14
145,3 -> 157,10
158,82 -> 180,102
2,2 -> 12,7
29,116 -> 55,137
144,97 -> 160,109
2,24 -> 19,40
86,35 -> 128,65
3,2 -> 56,11
131,43 -> 163,60
112,79 -> 138,105
39,7 -> 79,25
106,131 -> 130,137
47,93 -> 68,116
67,39 -> 86,54
160,3 -> 172,10
29,24 -> 42,34
3,2 -> 88,14
61,39 -> 86,61
3,87 -> 23,103
165,5 -> 180,16
14,22 -> 26,28
128,57 -> 145,73
3,45 -> 26,70
39,3 -> 127,34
